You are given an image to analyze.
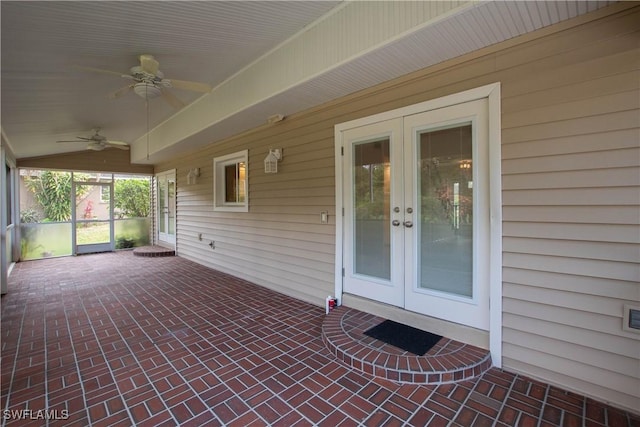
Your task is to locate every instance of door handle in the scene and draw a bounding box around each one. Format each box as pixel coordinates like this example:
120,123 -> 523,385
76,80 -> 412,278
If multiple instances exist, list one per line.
392,220 -> 401,226
403,221 -> 413,228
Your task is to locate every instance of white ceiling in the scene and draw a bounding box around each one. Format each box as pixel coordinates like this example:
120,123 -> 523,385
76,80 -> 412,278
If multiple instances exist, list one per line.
1,1 -> 616,163
1,1 -> 340,159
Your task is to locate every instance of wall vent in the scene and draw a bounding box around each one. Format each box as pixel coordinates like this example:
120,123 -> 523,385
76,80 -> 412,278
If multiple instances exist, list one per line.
622,304 -> 640,334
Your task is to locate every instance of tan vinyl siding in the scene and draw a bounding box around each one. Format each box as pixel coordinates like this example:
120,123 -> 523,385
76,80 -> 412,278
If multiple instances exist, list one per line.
498,6 -> 640,412
156,123 -> 337,305
157,4 -> 639,412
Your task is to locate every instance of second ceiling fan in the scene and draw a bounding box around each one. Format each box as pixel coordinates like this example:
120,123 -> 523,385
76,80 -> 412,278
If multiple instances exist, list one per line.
79,54 -> 212,109
56,129 -> 129,151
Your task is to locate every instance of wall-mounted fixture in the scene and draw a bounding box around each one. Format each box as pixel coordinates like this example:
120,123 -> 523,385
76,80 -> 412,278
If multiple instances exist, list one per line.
187,167 -> 200,185
267,114 -> 284,124
623,304 -> 640,334
264,148 -> 282,174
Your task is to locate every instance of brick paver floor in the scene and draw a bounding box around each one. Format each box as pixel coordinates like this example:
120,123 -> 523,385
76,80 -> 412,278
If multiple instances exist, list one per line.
1,252 -> 638,426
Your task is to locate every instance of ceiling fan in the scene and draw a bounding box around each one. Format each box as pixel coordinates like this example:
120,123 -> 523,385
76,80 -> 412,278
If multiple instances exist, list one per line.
56,129 -> 130,151
77,54 -> 212,109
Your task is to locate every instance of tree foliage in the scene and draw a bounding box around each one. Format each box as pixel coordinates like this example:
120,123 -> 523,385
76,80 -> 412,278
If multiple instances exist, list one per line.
114,179 -> 150,218
24,171 -> 88,222
354,164 -> 387,219
24,172 -> 150,222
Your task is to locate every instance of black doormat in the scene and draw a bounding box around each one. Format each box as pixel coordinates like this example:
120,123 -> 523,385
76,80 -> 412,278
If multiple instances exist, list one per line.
364,320 -> 442,356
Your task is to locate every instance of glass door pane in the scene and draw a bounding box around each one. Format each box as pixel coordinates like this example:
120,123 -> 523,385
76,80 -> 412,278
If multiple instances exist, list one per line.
158,175 -> 166,234
353,138 -> 391,280
417,124 -> 473,297
156,170 -> 176,246
168,178 -> 175,235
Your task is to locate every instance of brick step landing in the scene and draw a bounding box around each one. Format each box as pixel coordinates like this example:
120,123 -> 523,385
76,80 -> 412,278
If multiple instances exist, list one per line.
132,245 -> 175,257
322,306 -> 492,384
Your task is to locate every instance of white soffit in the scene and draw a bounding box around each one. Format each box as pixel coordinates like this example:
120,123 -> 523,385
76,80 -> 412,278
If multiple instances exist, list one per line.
0,1 -> 340,159
134,1 -> 615,163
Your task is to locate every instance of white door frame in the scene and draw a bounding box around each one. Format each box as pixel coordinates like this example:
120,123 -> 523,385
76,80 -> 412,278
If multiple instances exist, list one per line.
156,169 -> 176,248
72,179 -> 115,255
334,83 -> 503,367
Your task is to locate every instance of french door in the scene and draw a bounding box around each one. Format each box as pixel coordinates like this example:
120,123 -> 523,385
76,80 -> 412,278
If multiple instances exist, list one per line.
342,99 -> 490,330
343,118 -> 405,306
156,170 -> 176,246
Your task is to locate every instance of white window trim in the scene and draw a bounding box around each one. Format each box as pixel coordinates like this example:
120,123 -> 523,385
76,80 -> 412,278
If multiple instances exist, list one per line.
100,185 -> 110,204
213,150 -> 249,212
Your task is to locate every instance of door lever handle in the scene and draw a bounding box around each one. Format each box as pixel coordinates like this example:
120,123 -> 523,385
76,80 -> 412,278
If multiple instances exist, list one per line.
403,221 -> 413,228
392,220 -> 401,226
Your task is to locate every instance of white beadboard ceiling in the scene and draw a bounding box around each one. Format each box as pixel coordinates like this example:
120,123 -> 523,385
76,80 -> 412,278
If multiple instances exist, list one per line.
1,1 -> 615,164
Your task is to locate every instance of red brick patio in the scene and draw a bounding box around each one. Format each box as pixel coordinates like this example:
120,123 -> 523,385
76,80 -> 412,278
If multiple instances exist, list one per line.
1,252 -> 637,426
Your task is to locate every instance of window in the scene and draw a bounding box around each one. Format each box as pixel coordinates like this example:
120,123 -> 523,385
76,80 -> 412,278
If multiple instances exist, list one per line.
100,185 -> 110,203
213,150 -> 248,212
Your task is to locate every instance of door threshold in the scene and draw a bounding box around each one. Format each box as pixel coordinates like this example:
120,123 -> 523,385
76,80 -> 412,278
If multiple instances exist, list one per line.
341,293 -> 489,349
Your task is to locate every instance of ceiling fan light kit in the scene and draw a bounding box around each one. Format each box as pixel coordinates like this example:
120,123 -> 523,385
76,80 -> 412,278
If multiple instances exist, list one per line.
134,83 -> 162,100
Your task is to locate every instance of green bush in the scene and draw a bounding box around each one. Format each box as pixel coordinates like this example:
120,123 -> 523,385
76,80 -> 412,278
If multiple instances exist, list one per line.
20,208 -> 41,223
115,179 -> 150,218
116,236 -> 136,249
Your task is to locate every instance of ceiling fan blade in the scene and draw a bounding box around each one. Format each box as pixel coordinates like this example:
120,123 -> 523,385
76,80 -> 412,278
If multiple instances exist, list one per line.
73,65 -> 128,78
108,85 -> 133,99
165,79 -> 211,93
105,140 -> 129,146
139,54 -> 159,75
161,89 -> 186,110
56,137 -> 92,143
106,143 -> 130,151
87,143 -> 105,151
